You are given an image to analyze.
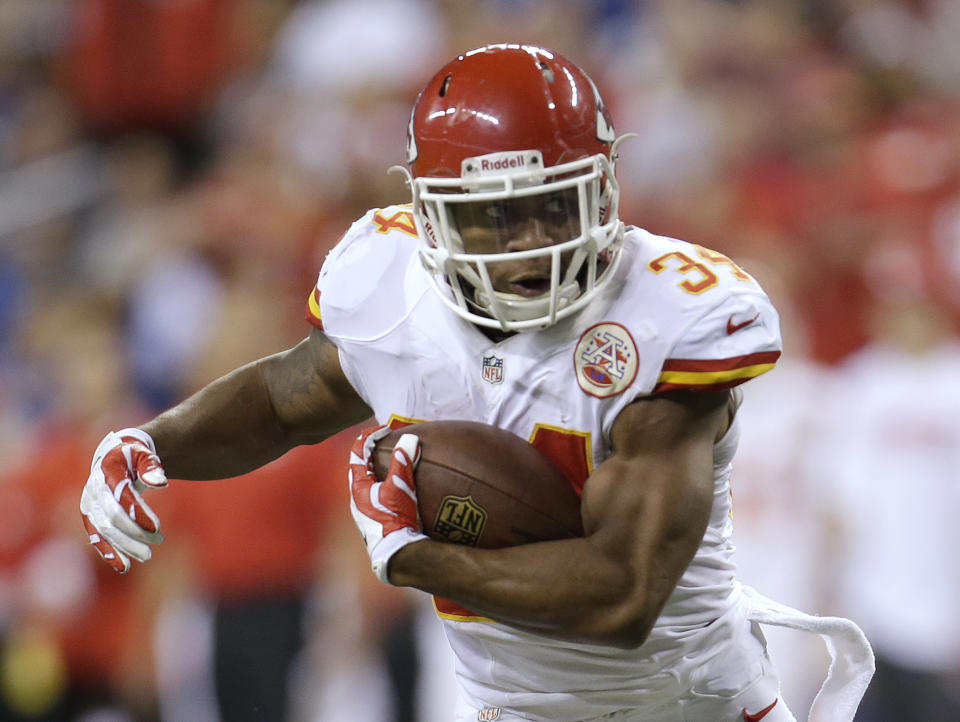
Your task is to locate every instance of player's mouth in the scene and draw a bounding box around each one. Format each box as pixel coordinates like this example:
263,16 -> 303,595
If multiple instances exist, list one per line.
508,274 -> 550,297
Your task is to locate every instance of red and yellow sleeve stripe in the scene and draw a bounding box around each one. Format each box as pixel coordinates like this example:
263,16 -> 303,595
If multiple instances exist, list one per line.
654,350 -> 780,392
304,288 -> 324,330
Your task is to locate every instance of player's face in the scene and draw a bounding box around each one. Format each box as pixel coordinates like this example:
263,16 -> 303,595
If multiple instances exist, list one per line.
449,187 -> 582,297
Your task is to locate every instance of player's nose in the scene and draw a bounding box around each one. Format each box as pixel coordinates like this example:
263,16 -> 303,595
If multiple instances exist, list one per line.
504,219 -> 555,252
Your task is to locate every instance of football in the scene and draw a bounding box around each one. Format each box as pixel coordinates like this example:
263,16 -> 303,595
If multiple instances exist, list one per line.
373,421 -> 583,548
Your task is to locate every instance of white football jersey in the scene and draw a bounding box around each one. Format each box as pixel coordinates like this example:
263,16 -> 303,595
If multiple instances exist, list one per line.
307,205 -> 782,719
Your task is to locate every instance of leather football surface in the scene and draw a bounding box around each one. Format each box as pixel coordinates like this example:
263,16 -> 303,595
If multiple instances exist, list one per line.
373,421 -> 583,548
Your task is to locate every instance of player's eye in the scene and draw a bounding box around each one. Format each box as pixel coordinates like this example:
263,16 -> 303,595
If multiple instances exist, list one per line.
544,199 -> 564,215
484,205 -> 506,221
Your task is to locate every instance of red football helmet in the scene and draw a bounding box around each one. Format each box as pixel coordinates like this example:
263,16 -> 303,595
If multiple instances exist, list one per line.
394,43 -> 630,331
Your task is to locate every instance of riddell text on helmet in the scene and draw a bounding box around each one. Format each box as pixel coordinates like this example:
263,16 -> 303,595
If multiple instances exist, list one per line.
479,153 -> 528,171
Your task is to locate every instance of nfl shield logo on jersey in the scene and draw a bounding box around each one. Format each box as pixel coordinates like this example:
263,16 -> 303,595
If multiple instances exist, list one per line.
482,355 -> 504,384
574,322 -> 639,398
477,708 -> 501,721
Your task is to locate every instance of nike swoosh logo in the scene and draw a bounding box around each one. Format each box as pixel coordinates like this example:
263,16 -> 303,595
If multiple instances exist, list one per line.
744,699 -> 778,722
727,313 -> 760,335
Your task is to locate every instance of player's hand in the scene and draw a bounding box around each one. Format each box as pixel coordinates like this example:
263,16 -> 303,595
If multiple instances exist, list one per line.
79,428 -> 167,573
349,425 -> 428,583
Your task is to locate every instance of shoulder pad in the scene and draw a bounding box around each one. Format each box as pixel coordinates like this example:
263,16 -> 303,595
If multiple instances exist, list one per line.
645,236 -> 783,392
617,231 -> 783,392
655,286 -> 781,392
305,206 -> 423,339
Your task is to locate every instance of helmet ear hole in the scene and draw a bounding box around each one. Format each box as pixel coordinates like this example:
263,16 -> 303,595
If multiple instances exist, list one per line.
439,74 -> 452,97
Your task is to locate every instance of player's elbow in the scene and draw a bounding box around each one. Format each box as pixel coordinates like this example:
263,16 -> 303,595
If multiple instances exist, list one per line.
577,585 -> 663,649
594,601 -> 660,649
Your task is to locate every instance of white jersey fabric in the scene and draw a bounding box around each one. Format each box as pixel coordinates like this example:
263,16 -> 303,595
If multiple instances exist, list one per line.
306,206 -> 868,721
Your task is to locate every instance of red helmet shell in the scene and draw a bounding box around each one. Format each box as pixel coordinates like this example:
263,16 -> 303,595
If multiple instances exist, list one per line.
407,44 -> 615,178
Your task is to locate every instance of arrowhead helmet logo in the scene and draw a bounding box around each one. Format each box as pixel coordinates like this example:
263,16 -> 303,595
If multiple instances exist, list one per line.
586,75 -> 616,143
405,110 -> 418,164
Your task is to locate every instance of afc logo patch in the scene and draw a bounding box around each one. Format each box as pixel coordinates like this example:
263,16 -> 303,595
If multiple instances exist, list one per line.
574,322 -> 639,398
481,354 -> 504,384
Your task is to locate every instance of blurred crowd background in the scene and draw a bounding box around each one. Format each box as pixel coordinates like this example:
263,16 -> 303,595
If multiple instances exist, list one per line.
0,0 -> 958,720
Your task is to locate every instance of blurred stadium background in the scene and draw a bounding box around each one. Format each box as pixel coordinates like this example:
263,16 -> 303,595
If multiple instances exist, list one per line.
0,0 -> 958,720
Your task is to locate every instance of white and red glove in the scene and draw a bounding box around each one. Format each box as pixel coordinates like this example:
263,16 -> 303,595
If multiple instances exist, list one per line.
79,428 -> 167,573
349,425 -> 427,583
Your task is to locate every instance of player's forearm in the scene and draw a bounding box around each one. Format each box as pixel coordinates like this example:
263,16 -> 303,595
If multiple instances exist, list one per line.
141,359 -> 300,480
388,536 -> 661,648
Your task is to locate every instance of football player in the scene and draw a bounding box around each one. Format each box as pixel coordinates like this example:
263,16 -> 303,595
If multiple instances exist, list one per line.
81,44 -> 873,721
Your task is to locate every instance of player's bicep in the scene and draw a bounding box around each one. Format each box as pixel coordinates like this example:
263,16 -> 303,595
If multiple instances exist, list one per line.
581,391 -> 727,618
260,328 -> 371,443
